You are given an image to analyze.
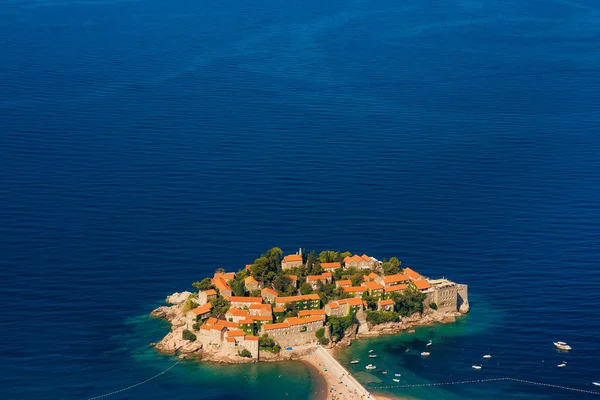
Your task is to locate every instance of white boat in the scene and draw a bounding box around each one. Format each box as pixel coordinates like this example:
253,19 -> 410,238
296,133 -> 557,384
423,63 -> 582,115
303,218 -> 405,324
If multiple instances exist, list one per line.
369,349 -> 374,353
350,360 -> 359,364
365,364 -> 376,370
394,373 -> 402,377
483,355 -> 492,359
382,371 -> 388,375
593,382 -> 600,387
557,363 -> 567,368
368,354 -> 378,358
393,378 -> 400,383
421,352 -> 430,356
472,365 -> 482,370
426,340 -> 432,347
553,341 -> 572,351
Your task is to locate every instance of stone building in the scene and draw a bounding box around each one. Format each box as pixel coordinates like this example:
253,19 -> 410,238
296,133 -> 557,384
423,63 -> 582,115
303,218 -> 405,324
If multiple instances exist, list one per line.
261,288 -> 278,303
227,296 -> 263,309
186,303 -> 212,329
375,273 -> 410,287
248,303 -> 272,316
281,254 -> 303,270
343,254 -> 376,270
335,279 -> 352,288
384,284 -> 408,298
198,289 -> 217,305
298,309 -> 326,321
343,286 -> 367,298
213,277 -> 232,298
288,275 -> 298,288
324,297 -> 363,317
261,316 -> 323,348
306,272 -> 332,290
361,281 -> 384,297
275,294 -> 320,310
425,278 -> 468,313
377,298 -> 394,312
244,276 -> 261,292
321,262 -> 341,272
225,307 -> 250,323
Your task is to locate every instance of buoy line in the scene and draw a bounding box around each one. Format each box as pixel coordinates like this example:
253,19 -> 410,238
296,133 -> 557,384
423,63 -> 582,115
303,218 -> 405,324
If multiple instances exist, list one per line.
372,376 -> 600,396
88,359 -> 182,400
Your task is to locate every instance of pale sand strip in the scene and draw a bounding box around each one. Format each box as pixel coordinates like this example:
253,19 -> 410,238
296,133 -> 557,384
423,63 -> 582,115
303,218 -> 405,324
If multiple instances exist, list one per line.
301,346 -> 405,400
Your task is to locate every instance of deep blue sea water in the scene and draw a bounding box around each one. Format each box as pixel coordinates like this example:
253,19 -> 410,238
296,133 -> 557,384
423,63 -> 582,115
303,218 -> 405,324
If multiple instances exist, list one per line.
2,0 -> 600,399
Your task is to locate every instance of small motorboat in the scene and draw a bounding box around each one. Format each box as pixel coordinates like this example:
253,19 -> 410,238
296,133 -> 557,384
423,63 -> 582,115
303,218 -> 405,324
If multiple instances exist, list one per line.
557,362 -> 567,368
426,340 -> 432,347
382,371 -> 388,375
350,360 -> 359,364
472,365 -> 482,370
369,349 -> 374,353
365,364 -> 376,370
368,354 -> 378,358
421,352 -> 430,357
554,341 -> 572,351
593,381 -> 600,387
483,355 -> 492,359
393,378 -> 400,383
394,373 -> 402,377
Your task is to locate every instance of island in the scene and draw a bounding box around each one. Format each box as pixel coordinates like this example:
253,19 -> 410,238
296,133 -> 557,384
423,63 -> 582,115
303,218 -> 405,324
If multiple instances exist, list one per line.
151,247 -> 469,367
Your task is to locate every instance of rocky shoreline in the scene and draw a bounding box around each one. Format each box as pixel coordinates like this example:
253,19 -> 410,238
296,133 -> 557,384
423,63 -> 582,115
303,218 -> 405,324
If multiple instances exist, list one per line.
150,292 -> 469,363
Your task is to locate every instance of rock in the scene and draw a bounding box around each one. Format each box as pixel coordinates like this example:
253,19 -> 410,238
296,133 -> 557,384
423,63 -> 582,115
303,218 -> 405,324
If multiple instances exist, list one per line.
459,302 -> 470,314
150,306 -> 169,319
408,329 -> 416,333
166,291 -> 192,305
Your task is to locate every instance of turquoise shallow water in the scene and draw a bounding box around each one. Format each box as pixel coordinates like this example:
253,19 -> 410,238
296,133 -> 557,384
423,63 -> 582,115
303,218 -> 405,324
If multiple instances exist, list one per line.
2,0 -> 600,398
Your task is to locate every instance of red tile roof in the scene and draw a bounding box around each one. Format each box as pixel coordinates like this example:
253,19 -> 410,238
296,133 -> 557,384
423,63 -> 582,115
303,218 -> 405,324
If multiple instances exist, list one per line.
383,274 -> 409,284
414,280 -> 431,290
213,277 -> 232,293
321,262 -> 341,269
226,307 -> 249,317
379,299 -> 394,306
288,275 -> 298,281
384,284 -> 408,293
245,264 -> 252,271
227,296 -> 263,303
363,281 -> 384,290
336,279 -> 352,286
244,276 -> 258,285
261,288 -> 278,297
307,273 -> 330,281
263,322 -> 289,331
205,289 -> 217,296
273,307 -> 285,313
249,303 -> 272,311
245,335 -> 259,341
339,297 -> 363,307
226,330 -> 245,337
283,254 -> 302,262
286,316 -> 323,326
298,309 -> 326,317
403,267 -> 422,280
191,303 -> 212,315
343,286 -> 367,293
276,294 -> 320,303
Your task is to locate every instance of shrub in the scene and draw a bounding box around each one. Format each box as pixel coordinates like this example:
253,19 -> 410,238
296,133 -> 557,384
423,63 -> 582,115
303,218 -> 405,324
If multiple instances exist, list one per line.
239,349 -> 252,358
328,315 -> 355,341
182,297 -> 199,313
315,328 -> 325,339
192,322 -> 201,330
318,337 -> 330,345
366,311 -> 399,325
429,302 -> 438,310
182,329 -> 197,341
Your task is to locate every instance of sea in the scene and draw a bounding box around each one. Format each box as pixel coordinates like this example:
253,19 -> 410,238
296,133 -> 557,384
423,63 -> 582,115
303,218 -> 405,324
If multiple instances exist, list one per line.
1,0 -> 600,399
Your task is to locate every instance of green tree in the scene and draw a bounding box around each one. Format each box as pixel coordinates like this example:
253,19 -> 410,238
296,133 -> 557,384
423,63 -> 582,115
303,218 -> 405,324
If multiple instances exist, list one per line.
363,295 -> 378,311
215,267 -> 225,274
259,334 -> 275,349
382,257 -> 401,275
391,282 -> 426,317
306,250 -> 318,274
192,278 -> 214,291
182,297 -> 199,313
318,337 -> 330,345
182,329 -> 197,341
239,349 -> 252,358
231,279 -> 245,297
210,297 -> 231,319
366,311 -> 399,325
328,315 -> 355,341
273,275 -> 293,294
315,328 -> 325,339
250,289 -> 261,297
429,302 -> 438,310
300,282 -> 314,295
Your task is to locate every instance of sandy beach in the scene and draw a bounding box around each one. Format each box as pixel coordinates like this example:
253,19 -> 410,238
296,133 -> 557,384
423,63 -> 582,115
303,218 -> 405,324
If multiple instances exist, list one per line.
301,351 -> 405,400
